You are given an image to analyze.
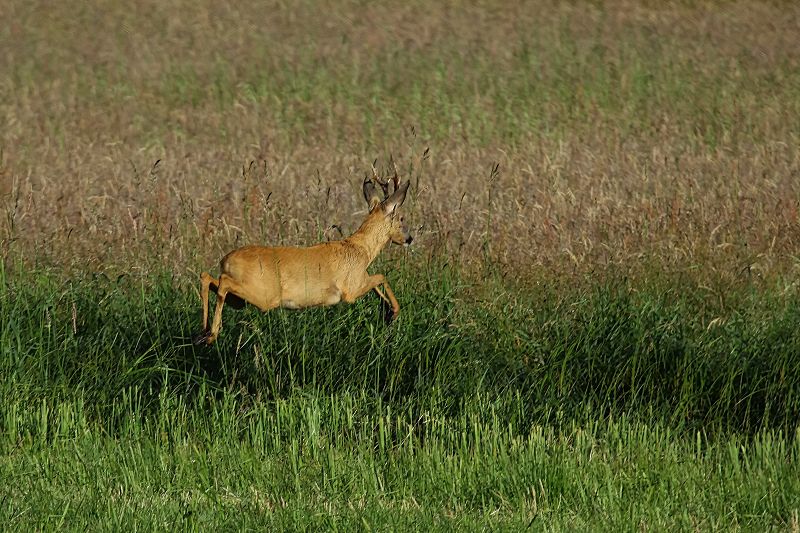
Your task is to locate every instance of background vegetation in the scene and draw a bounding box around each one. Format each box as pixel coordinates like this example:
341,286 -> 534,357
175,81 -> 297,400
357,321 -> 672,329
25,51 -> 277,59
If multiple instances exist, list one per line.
1,0 -> 799,529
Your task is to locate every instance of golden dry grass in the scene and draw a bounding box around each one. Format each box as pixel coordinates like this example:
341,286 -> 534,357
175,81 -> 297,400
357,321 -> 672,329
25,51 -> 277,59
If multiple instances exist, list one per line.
1,0 -> 798,285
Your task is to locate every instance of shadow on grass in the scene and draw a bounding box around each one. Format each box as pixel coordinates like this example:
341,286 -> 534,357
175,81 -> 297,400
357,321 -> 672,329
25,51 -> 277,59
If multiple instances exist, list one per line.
2,269 -> 799,435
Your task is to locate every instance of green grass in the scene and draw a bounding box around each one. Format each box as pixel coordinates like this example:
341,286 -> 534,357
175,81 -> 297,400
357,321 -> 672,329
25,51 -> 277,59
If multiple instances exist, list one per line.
3,393 -> 798,530
2,263 -> 799,529
3,262 -> 799,433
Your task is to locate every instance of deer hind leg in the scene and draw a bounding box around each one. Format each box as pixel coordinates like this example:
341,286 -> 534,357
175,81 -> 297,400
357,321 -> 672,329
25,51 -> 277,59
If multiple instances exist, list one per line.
202,273 -> 245,345
198,273 -> 280,345
199,272 -> 219,332
195,271 -> 252,345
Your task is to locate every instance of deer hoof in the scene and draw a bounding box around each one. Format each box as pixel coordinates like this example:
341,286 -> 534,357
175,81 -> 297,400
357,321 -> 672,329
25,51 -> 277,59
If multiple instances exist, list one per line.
192,329 -> 214,345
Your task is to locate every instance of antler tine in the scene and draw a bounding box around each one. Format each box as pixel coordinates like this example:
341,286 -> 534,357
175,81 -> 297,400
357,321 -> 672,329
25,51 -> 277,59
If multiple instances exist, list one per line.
389,154 -> 400,193
370,158 -> 389,197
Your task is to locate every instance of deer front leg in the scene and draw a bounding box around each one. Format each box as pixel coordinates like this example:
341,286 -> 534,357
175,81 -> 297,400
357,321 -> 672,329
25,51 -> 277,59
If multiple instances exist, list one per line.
376,280 -> 400,319
373,286 -> 391,307
345,274 -> 401,320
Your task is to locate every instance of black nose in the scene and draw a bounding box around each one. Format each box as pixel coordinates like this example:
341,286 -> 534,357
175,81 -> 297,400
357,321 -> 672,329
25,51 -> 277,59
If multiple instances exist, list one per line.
405,236 -> 414,245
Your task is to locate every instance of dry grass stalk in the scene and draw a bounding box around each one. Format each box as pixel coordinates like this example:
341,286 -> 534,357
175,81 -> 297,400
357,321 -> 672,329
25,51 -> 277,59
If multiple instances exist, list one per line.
0,0 -> 797,286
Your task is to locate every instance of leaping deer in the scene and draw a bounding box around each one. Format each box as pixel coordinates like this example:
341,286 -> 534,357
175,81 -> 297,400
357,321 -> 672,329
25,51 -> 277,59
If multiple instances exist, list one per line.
194,163 -> 412,345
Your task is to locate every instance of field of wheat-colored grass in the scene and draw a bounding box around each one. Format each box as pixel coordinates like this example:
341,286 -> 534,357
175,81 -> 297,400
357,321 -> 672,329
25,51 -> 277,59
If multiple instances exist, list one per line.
2,0 -> 798,284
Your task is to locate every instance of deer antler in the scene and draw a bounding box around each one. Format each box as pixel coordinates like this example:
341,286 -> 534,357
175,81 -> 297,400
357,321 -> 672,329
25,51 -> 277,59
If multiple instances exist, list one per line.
389,154 -> 400,194
370,158 -> 390,197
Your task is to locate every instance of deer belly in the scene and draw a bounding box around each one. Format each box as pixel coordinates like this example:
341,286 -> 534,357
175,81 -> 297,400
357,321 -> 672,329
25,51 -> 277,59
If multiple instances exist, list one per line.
280,287 -> 342,309
280,299 -> 302,310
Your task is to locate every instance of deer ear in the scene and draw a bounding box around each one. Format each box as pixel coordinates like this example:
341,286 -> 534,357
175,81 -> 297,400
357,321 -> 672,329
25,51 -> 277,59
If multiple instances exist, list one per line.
363,177 -> 381,210
382,180 -> 410,215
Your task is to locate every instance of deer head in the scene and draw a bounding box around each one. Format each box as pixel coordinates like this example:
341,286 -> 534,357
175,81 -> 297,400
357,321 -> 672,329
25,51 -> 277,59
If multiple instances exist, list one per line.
362,159 -> 412,246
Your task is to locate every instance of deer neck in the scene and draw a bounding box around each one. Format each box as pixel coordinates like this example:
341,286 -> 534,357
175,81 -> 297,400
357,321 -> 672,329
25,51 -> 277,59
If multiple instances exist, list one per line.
345,213 -> 390,265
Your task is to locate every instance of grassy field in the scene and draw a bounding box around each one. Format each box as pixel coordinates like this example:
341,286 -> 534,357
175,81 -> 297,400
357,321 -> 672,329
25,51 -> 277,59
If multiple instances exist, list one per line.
2,0 -> 800,529
2,267 -> 800,529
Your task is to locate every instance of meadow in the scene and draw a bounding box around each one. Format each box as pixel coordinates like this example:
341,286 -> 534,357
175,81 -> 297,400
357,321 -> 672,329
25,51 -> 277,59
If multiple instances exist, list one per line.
1,0 -> 799,529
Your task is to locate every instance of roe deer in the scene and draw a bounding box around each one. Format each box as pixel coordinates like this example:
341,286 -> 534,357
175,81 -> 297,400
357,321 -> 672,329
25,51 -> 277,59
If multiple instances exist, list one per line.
194,165 -> 412,345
